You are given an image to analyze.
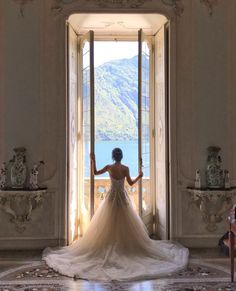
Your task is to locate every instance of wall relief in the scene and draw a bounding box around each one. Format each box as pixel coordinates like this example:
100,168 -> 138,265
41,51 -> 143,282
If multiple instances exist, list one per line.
86,0 -> 151,8
51,0 -> 184,16
161,0 -> 184,17
12,0 -> 33,17
200,0 -> 218,16
12,0 -> 218,17
51,0 -> 151,15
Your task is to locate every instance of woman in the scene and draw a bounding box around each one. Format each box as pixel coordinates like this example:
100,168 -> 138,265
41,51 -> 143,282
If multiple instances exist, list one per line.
43,148 -> 188,281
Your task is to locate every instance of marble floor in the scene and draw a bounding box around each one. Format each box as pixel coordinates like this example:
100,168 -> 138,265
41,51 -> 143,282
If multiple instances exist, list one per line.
0,249 -> 236,291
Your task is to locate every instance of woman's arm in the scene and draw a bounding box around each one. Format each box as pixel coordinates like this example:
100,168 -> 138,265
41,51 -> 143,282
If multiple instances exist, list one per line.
125,167 -> 143,186
90,153 -> 110,175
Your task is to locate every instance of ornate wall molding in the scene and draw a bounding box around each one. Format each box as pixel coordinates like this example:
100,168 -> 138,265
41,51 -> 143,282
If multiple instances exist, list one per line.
51,0 -> 184,16
12,0 -> 33,17
0,189 -> 47,232
51,0 -> 152,15
200,0 -> 218,16
161,0 -> 184,17
11,0 -> 218,18
51,0 -> 77,15
87,0 -> 151,8
187,188 -> 236,232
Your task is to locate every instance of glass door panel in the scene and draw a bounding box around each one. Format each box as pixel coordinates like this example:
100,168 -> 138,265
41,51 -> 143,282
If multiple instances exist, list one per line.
138,29 -> 153,234
80,31 -> 95,235
93,41 -> 139,213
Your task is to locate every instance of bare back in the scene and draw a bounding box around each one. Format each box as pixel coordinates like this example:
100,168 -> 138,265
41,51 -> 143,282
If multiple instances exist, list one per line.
108,163 -> 128,180
90,153 -> 141,186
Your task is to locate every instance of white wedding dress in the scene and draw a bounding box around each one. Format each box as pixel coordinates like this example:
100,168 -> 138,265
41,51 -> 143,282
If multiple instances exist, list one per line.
43,177 -> 188,281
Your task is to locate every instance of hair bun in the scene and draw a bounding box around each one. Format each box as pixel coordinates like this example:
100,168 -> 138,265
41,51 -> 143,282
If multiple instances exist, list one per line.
112,148 -> 123,162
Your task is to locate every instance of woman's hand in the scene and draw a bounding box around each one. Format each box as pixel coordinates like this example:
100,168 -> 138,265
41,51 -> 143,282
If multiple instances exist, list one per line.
139,171 -> 143,178
126,168 -> 143,186
90,153 -> 95,161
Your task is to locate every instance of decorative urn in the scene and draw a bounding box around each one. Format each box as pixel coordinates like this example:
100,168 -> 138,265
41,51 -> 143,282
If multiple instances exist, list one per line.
10,147 -> 27,189
206,146 -> 224,189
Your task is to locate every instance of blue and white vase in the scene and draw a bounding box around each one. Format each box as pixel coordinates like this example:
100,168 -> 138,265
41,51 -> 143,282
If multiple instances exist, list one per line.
10,147 -> 27,189
206,146 -> 224,189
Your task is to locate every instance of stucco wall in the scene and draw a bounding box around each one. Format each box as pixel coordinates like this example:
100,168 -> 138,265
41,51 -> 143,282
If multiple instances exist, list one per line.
0,0 -> 235,249
176,0 -> 236,246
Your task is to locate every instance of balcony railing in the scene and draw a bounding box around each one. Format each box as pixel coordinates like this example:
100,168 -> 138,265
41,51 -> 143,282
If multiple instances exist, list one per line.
93,177 -> 151,213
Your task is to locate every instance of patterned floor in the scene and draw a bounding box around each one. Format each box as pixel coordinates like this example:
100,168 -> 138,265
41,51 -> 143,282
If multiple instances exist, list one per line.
0,250 -> 236,290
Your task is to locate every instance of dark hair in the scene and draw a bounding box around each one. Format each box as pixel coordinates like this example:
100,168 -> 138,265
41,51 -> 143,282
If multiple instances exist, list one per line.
112,148 -> 123,162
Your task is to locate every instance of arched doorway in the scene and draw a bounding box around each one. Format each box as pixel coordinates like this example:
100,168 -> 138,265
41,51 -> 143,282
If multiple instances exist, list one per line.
66,12 -> 171,244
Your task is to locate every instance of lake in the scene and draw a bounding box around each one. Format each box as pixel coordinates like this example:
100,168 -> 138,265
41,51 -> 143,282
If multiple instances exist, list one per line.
95,140 -> 139,177
84,140 -> 150,177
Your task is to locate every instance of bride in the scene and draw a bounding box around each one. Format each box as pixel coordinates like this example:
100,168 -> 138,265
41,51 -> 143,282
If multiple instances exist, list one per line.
43,148 -> 189,281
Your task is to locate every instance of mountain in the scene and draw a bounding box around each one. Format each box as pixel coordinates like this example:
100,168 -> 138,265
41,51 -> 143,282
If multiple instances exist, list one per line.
95,55 -> 147,141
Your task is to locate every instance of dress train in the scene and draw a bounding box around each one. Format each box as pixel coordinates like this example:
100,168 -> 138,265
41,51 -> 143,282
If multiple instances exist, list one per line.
43,177 -> 189,281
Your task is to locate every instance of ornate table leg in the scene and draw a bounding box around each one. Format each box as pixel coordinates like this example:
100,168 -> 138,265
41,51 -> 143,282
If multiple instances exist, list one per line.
229,224 -> 235,282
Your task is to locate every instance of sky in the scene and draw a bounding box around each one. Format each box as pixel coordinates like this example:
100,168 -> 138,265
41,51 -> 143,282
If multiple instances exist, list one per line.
94,41 -> 138,67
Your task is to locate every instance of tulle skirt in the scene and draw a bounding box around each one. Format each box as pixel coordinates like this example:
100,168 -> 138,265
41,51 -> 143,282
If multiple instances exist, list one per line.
43,185 -> 189,281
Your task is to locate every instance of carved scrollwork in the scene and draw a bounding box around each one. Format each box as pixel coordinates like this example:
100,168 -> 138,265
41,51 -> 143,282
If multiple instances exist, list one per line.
51,0 -> 184,16
11,0 -> 218,19
0,189 -> 47,232
11,0 -> 33,17
52,0 -> 151,13
51,0 -> 78,15
187,188 -> 236,232
161,0 -> 184,16
86,0 -> 151,8
200,0 -> 218,16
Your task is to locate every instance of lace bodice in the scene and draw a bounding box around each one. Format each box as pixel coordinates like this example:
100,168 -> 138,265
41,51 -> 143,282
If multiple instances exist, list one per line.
108,177 -> 128,206
110,177 -> 125,191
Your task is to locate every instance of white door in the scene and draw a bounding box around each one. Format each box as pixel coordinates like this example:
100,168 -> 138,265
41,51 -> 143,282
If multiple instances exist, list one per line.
79,31 -> 95,235
67,24 -> 79,244
154,24 -> 169,239
138,29 -> 154,234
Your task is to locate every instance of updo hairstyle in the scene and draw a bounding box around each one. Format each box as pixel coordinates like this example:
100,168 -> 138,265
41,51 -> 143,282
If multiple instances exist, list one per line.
112,148 -> 123,162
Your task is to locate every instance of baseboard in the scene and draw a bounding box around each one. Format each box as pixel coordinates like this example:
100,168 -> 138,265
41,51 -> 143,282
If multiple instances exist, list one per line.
0,238 -> 67,250
177,236 -> 221,248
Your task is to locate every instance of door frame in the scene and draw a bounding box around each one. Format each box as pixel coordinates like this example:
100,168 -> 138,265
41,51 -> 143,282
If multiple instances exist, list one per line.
63,9 -> 177,244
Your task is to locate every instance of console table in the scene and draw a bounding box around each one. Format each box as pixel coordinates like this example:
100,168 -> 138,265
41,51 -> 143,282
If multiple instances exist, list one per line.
187,187 -> 236,232
0,188 -> 47,232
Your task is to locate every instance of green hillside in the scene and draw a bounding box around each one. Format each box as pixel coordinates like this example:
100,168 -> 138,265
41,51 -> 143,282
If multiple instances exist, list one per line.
95,55 -> 141,141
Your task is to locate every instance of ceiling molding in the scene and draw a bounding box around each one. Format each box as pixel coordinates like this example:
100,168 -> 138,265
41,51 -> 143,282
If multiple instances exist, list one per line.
11,0 -> 33,17
200,0 -> 218,16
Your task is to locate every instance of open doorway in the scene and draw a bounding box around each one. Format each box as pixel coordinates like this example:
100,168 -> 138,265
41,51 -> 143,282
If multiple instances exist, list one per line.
67,13 -> 170,244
